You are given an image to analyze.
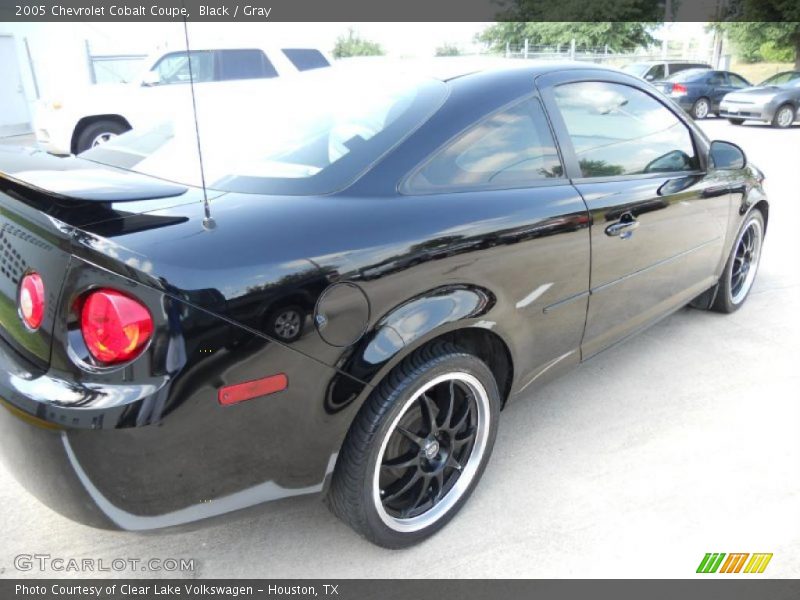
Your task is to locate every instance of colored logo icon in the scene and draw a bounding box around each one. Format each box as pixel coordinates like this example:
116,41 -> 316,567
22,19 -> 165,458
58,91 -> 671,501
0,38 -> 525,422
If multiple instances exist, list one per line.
697,553 -> 773,574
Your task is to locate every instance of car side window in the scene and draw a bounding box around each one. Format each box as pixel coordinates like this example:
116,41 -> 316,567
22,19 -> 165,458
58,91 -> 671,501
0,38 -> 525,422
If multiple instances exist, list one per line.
553,81 -> 699,178
282,49 -> 330,72
647,64 -> 665,80
152,51 -> 214,84
708,72 -> 725,85
216,49 -> 278,80
405,98 -> 564,193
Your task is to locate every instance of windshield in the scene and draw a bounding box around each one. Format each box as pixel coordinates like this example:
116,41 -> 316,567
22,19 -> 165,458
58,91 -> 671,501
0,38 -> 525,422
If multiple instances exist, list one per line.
80,68 -> 447,195
666,69 -> 708,82
621,63 -> 649,77
758,72 -> 800,86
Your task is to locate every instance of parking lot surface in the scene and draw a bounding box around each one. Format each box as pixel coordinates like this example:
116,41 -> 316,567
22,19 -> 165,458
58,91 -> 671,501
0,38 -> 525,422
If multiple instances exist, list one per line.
0,119 -> 798,578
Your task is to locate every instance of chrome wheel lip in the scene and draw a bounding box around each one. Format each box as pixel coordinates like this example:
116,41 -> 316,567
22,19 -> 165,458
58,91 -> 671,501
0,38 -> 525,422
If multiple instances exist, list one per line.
695,99 -> 709,119
729,218 -> 763,305
776,107 -> 794,127
372,371 -> 491,533
91,132 -> 118,147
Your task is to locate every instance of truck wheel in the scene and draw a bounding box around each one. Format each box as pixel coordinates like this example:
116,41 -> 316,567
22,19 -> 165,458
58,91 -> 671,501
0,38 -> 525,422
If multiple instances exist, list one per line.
75,120 -> 130,154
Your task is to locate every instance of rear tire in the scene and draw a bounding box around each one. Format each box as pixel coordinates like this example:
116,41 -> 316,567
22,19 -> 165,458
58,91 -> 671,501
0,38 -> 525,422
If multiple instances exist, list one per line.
327,342 -> 500,548
771,104 -> 796,129
711,211 -> 765,314
75,119 -> 130,154
728,118 -> 745,125
691,97 -> 711,120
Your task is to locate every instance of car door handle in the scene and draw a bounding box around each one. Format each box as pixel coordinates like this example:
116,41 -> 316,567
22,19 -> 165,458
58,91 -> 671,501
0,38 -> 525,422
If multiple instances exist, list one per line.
605,215 -> 640,238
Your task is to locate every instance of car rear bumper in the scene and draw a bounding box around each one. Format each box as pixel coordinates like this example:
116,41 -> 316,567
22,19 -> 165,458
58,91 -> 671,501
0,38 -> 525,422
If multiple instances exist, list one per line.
0,299 -> 368,531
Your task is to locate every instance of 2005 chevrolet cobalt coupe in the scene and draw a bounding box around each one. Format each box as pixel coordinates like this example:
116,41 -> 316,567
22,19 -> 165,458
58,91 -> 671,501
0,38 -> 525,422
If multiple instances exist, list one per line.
0,62 -> 767,547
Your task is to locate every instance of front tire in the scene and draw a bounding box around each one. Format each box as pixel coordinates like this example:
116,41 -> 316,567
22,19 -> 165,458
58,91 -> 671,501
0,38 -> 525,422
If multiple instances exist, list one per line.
772,104 -> 796,129
75,119 -> 130,154
728,118 -> 745,125
691,97 -> 711,120
327,342 -> 500,548
711,211 -> 765,313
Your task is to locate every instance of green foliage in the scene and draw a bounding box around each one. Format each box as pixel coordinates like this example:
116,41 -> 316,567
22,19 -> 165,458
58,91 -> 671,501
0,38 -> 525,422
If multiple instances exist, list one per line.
333,29 -> 385,59
477,22 -> 657,52
713,1 -> 800,67
500,0 -> 666,21
435,43 -> 461,57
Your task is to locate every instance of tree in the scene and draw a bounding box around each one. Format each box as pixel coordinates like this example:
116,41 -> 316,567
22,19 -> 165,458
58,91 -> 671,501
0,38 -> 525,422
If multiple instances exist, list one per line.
477,22 -> 657,53
333,29 -> 385,59
713,0 -> 800,69
435,43 -> 461,57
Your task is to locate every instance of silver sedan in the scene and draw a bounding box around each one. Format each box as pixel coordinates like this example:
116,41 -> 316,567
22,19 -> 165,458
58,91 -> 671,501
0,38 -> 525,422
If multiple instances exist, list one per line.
719,71 -> 800,128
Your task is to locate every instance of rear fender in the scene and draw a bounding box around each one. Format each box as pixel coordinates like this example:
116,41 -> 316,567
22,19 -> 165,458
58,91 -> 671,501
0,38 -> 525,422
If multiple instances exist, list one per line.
338,284 -> 496,389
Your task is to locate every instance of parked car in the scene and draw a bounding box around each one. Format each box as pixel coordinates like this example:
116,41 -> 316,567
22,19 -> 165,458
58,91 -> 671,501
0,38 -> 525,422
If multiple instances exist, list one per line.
621,60 -> 711,82
719,71 -> 800,128
33,44 -> 332,155
0,63 -> 768,548
655,68 -> 751,119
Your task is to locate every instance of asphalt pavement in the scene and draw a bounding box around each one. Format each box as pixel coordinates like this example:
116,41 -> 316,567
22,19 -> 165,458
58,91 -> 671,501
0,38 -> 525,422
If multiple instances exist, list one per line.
0,119 -> 798,578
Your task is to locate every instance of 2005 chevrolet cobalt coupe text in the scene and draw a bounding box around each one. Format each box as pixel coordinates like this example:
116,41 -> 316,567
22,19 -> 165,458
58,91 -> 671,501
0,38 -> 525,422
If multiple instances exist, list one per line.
0,62 -> 768,547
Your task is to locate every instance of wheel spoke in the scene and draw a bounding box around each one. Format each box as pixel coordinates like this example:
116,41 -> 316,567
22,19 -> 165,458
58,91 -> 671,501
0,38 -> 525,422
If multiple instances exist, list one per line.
402,474 -> 431,517
446,454 -> 463,471
432,469 -> 445,501
441,380 -> 456,430
381,453 -> 420,471
419,393 -> 439,436
453,426 -> 477,450
383,470 -> 422,503
396,426 -> 426,448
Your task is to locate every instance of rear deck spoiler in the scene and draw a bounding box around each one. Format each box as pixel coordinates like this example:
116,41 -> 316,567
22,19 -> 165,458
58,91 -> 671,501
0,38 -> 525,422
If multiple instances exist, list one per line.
0,146 -> 186,204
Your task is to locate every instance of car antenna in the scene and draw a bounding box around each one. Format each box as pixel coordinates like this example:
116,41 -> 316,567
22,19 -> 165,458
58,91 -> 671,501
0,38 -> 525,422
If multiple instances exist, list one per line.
182,15 -> 216,231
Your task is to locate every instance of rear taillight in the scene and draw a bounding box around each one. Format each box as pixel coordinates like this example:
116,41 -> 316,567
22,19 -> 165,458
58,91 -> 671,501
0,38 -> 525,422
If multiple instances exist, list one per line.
672,83 -> 688,95
80,289 -> 153,365
19,272 -> 45,330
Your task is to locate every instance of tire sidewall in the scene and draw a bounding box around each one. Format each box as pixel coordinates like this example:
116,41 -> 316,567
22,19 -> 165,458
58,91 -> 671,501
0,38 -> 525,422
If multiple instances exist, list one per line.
715,210 -> 765,313
359,352 -> 500,548
773,104 -> 795,129
76,120 -> 128,153
693,98 -> 710,120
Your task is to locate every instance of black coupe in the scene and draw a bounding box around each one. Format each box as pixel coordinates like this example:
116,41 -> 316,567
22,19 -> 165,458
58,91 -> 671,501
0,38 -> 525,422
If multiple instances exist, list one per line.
0,62 -> 768,548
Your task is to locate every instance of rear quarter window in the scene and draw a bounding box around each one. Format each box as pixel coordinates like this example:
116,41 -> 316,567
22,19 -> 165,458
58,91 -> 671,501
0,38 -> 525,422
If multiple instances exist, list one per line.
216,49 -> 278,80
282,49 -> 330,72
405,97 -> 564,193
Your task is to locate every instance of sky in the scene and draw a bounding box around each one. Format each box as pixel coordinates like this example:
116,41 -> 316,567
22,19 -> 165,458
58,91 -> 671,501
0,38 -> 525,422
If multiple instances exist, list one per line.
75,22 -> 712,57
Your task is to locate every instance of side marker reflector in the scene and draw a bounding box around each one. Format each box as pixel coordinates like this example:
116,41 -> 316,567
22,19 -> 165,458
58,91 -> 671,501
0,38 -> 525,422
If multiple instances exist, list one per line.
218,374 -> 288,406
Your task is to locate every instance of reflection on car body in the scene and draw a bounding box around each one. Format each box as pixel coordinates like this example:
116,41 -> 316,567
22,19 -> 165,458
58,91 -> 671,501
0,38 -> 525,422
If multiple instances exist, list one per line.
0,61 -> 769,548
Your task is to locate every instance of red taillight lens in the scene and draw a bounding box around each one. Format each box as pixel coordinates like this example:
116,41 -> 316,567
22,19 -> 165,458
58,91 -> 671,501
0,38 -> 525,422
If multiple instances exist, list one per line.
19,272 -> 46,330
672,83 -> 688,94
80,289 -> 153,364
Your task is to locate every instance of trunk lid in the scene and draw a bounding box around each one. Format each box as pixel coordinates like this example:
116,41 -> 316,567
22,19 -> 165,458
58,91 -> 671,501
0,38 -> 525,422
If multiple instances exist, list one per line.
0,145 -> 194,369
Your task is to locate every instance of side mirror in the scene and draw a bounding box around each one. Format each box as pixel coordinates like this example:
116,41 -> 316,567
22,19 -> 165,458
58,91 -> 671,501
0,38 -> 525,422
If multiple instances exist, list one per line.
141,71 -> 161,87
645,73 -> 655,81
709,140 -> 746,170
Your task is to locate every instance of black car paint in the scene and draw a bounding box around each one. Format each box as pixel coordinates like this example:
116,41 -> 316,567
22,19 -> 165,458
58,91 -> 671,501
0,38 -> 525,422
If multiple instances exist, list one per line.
0,65 -> 767,530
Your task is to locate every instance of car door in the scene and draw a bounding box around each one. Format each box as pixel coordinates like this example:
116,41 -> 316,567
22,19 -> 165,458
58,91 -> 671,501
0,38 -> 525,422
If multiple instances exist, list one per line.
707,72 -> 733,110
396,95 -> 592,389
537,71 -> 732,358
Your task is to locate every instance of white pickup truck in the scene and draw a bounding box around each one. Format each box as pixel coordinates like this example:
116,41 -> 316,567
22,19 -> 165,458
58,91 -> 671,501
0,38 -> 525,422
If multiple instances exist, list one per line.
34,45 -> 332,155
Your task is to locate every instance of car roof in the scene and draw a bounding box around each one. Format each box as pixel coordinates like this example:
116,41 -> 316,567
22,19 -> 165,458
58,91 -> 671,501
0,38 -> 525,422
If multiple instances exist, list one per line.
335,57 -> 620,83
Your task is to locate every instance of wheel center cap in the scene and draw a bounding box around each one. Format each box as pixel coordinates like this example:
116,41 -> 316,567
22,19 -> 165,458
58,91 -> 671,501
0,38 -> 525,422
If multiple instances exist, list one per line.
423,440 -> 440,460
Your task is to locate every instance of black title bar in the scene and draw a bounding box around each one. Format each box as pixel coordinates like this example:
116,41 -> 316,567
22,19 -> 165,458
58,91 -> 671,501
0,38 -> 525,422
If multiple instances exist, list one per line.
0,0 -> 762,22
